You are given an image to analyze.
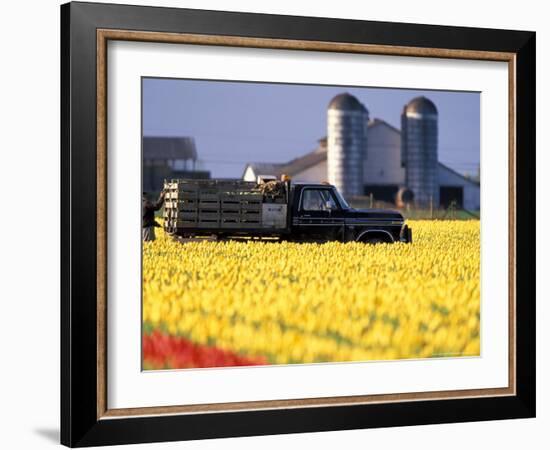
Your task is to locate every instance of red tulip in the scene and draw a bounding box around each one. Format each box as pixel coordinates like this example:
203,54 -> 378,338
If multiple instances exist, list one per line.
143,330 -> 268,369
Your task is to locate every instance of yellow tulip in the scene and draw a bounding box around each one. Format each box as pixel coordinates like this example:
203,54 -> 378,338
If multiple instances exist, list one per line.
143,220 -> 480,364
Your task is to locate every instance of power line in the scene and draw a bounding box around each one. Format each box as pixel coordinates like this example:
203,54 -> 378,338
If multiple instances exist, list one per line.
168,130 -> 319,144
198,159 -> 480,174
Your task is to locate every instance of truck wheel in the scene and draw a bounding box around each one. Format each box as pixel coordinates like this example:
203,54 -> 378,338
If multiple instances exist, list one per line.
358,233 -> 390,244
366,237 -> 384,244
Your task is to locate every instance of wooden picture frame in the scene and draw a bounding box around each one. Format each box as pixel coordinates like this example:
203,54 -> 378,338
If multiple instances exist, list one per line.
61,1 -> 535,446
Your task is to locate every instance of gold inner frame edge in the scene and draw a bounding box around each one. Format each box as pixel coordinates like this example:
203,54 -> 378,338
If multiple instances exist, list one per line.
95,29 -> 517,420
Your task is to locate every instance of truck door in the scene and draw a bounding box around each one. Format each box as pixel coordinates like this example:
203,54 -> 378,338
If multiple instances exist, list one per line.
294,187 -> 345,241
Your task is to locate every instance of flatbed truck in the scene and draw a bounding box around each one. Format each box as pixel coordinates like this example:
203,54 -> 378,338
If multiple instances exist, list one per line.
163,179 -> 412,244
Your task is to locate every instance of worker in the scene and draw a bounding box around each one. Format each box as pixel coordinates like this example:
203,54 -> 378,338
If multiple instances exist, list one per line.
142,190 -> 166,242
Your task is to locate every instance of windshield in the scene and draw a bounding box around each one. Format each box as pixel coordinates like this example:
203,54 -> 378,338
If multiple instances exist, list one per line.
332,188 -> 350,209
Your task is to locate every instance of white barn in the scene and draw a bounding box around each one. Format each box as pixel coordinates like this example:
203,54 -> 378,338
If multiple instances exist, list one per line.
243,118 -> 480,210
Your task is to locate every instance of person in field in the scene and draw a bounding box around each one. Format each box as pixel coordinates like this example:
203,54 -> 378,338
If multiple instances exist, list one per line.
142,190 -> 166,242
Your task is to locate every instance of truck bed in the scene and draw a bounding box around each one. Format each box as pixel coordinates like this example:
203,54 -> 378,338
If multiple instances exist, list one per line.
163,179 -> 289,236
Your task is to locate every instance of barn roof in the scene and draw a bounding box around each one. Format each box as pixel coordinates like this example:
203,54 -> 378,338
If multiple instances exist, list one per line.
243,162 -> 285,177
438,162 -> 480,186
368,118 -> 401,135
143,136 -> 197,160
243,139 -> 327,179
280,147 -> 327,176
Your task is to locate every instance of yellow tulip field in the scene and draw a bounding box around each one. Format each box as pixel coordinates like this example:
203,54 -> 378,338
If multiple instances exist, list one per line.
142,220 -> 480,369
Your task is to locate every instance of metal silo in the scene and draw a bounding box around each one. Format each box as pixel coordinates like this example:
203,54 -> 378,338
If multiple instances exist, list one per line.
401,96 -> 438,207
327,93 -> 368,198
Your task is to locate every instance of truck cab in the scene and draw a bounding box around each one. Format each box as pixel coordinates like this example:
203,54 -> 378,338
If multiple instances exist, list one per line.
289,182 -> 411,244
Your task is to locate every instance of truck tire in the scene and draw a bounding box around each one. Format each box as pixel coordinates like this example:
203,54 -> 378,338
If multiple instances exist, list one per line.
358,232 -> 392,244
365,236 -> 384,244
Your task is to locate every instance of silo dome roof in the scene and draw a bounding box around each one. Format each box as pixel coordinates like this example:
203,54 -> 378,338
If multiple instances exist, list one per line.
405,96 -> 437,115
328,93 -> 366,111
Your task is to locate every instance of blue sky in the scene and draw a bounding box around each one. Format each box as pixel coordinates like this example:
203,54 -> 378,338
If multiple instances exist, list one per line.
142,78 -> 480,178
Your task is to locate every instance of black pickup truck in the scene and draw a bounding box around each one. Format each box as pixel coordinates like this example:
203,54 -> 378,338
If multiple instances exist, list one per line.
163,179 -> 412,244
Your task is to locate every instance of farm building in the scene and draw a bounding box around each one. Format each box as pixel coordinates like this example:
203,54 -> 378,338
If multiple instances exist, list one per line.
143,136 -> 210,193
243,94 -> 480,210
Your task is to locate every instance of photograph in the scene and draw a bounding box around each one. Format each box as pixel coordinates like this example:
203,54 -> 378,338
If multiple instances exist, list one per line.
141,78 -> 481,370
56,1 -> 536,446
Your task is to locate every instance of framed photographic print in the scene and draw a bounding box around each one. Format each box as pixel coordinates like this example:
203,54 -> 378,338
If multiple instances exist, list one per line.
61,1 -> 536,447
